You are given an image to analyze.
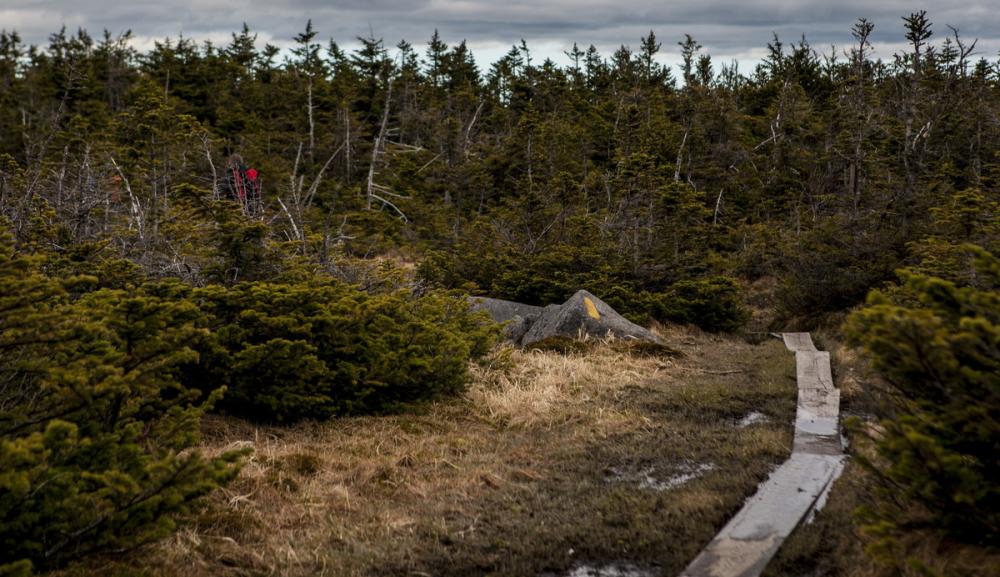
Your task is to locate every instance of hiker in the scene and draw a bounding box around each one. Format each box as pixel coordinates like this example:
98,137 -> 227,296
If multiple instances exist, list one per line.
223,155 -> 261,212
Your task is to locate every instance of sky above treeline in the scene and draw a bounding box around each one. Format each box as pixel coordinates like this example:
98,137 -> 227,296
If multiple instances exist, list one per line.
4,1 -> 999,70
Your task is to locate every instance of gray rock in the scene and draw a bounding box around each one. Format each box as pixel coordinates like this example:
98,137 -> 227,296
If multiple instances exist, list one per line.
470,291 -> 660,346
520,290 -> 660,346
468,296 -> 544,323
469,296 -> 543,342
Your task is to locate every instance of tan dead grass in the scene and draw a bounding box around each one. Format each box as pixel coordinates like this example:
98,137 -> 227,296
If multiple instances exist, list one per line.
467,344 -> 669,430
57,329 -> 798,577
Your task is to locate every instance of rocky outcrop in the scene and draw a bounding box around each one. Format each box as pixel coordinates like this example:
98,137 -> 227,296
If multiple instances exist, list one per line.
471,290 -> 660,346
468,297 -> 543,343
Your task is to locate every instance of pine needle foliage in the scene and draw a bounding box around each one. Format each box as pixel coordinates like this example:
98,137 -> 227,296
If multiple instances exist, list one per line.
0,227 -> 244,574
846,244 -> 999,548
187,281 -> 499,421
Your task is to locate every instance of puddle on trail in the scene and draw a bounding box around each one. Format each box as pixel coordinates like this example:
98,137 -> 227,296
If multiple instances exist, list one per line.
563,563 -> 658,577
737,411 -> 768,427
606,461 -> 716,491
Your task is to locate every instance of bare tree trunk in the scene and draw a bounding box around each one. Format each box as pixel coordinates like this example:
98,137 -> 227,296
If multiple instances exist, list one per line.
276,195 -> 302,243
56,145 -> 68,215
367,79 -> 394,211
344,108 -> 351,183
203,134 -> 219,199
109,156 -> 145,241
306,77 -> 315,159
303,142 -> 346,210
674,128 -> 689,182
526,134 -> 533,192
464,100 -> 484,158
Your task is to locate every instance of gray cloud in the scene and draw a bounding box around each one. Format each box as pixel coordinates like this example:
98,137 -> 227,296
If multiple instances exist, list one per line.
3,1 -> 999,67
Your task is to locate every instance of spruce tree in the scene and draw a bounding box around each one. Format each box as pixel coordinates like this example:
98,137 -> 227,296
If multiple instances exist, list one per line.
0,227 -> 244,573
847,245 -> 999,546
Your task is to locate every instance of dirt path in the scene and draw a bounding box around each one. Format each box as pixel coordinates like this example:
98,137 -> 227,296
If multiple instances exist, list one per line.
679,333 -> 845,577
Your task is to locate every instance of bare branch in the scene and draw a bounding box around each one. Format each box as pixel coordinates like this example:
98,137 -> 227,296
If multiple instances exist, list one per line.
201,134 -> 218,200
109,156 -> 144,240
369,192 -> 409,222
674,129 -> 689,182
367,79 -> 394,211
464,100 -> 485,157
303,141 -> 347,210
415,153 -> 442,175
275,195 -> 302,242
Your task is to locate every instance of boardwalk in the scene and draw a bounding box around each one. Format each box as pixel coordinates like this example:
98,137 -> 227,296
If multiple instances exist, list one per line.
679,333 -> 845,577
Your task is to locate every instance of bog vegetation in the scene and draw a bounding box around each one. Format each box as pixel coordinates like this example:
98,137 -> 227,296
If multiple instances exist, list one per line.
0,9 -> 997,575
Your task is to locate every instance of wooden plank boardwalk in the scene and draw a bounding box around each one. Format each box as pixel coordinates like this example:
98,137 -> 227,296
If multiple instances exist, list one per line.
679,333 -> 845,577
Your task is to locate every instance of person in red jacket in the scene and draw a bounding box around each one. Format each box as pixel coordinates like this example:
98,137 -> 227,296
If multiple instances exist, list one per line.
242,166 -> 260,207
224,156 -> 261,213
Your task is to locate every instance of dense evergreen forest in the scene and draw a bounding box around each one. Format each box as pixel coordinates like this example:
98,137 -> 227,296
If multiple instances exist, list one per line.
0,13 -> 996,321
1,10 -> 997,576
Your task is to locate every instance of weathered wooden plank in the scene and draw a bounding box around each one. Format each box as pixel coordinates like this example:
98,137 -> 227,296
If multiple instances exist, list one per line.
678,333 -> 844,577
795,351 -> 833,391
680,454 -> 844,577
781,332 -> 817,352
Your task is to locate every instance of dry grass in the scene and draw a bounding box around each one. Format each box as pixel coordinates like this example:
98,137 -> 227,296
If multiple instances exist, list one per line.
58,328 -> 798,577
468,344 -> 671,430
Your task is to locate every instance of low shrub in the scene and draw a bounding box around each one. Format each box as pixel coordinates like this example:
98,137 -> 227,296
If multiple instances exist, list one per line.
421,239 -> 745,332
651,276 -> 749,332
0,221 -> 498,572
846,244 -> 999,548
0,232 -> 243,575
186,282 -> 499,422
776,219 -> 902,320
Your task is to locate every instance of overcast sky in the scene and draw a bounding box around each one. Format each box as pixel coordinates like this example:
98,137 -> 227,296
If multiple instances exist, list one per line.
4,2 -> 999,70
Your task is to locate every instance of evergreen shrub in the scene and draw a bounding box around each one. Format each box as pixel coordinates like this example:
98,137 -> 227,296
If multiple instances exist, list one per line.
187,281 -> 498,422
846,245 -> 999,546
0,231 -> 243,575
651,276 -> 749,332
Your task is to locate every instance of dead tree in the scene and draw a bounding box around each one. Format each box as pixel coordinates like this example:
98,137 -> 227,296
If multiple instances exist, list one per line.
365,79 -> 410,222
109,156 -> 145,241
279,141 -> 346,247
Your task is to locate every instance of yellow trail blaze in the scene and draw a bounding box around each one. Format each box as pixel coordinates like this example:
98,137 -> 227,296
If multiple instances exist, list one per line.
583,297 -> 601,320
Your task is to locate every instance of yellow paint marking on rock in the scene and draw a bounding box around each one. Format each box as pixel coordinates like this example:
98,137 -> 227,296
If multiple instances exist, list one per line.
584,297 -> 601,320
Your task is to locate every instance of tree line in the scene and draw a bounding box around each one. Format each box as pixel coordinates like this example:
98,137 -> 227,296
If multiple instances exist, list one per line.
0,13 -> 995,320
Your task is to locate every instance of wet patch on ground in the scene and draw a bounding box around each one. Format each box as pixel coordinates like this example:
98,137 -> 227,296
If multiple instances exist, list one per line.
738,411 -> 769,427
553,562 -> 659,577
605,461 -> 717,491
